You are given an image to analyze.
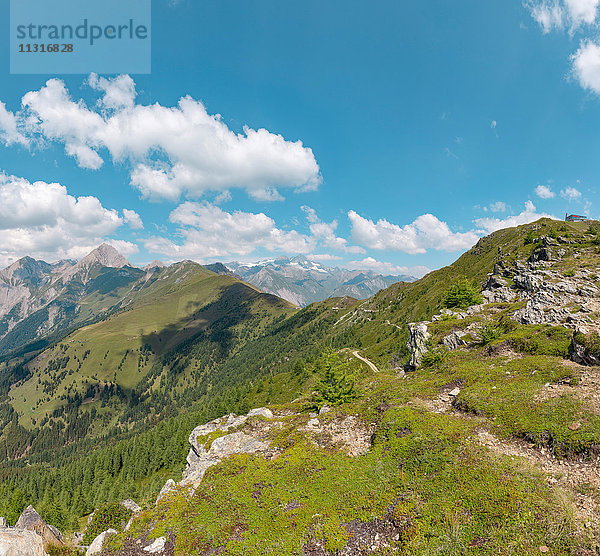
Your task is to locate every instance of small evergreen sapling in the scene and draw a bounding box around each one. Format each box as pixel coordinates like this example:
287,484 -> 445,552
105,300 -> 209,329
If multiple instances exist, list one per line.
312,351 -> 357,408
443,279 -> 483,309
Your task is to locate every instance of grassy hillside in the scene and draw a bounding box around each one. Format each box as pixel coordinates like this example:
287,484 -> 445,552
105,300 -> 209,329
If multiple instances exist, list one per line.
101,218 -> 600,554
0,263 -> 301,474
4,217 -> 600,553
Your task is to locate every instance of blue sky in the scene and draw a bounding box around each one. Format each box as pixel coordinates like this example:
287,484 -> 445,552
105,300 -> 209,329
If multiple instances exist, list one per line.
0,0 -> 598,276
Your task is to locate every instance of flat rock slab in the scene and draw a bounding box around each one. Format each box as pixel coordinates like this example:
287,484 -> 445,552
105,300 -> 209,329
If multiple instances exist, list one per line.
0,529 -> 47,556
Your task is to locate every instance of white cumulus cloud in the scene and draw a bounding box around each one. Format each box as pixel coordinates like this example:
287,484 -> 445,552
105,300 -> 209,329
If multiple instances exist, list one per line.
17,76 -> 321,201
572,41 -> 600,93
527,0 -> 599,31
528,1 -> 565,32
487,201 -> 507,212
0,173 -> 136,267
561,185 -> 582,200
565,0 -> 600,26
301,206 -> 364,254
144,202 -> 314,260
88,73 -> 137,110
348,211 -> 480,255
0,102 -> 28,146
123,209 -> 144,230
475,200 -> 554,232
535,184 -> 555,198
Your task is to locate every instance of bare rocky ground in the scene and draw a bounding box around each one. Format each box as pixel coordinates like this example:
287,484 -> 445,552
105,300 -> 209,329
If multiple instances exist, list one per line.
302,505 -> 405,555
102,534 -> 176,556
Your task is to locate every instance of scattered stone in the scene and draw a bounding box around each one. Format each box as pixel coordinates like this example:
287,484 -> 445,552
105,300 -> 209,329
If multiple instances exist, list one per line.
0,517 -> 6,528
319,405 -> 332,415
307,418 -> 319,427
121,499 -> 142,513
284,500 -> 303,512
0,529 -> 47,556
569,422 -> 582,431
72,531 -> 84,545
144,536 -> 167,553
448,387 -> 461,398
247,407 -> 273,419
539,546 -> 549,553
86,529 -> 117,556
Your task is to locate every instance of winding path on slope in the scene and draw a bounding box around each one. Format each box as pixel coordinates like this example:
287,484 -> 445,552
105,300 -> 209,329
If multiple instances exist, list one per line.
351,350 -> 379,373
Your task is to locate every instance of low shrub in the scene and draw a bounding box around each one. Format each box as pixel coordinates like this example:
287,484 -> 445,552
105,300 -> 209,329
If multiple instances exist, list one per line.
83,502 -> 132,545
443,280 -> 483,310
524,230 -> 535,245
479,323 -> 503,345
420,346 -> 449,369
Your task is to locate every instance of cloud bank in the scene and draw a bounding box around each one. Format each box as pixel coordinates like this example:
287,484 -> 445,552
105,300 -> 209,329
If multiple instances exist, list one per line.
0,173 -> 137,267
5,75 -> 321,202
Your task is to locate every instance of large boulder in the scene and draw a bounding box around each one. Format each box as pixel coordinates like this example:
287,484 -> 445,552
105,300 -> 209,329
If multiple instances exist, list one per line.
406,322 -> 430,369
182,432 -> 270,488
247,407 -> 273,419
15,505 -> 63,546
0,529 -> 47,556
442,331 -> 467,351
85,529 -> 117,556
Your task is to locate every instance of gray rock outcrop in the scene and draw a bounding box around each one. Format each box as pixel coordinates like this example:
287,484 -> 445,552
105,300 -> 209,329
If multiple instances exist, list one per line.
182,431 -> 270,488
442,331 -> 467,350
0,529 -> 47,556
482,271 -> 515,303
15,505 -> 63,546
406,322 -> 430,369
571,331 -> 600,366
247,407 -> 273,419
157,408 -> 275,502
120,499 -> 142,513
155,479 -> 176,505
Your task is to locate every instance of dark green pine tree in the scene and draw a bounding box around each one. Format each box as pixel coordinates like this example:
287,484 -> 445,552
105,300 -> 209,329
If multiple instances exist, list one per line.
312,351 -> 356,408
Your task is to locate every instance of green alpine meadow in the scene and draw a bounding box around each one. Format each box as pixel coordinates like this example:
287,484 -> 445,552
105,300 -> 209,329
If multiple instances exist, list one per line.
2,218 -> 600,554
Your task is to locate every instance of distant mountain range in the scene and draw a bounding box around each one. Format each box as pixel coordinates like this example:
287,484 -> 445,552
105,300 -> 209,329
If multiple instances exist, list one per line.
0,244 -> 150,358
225,256 -> 417,307
0,247 -> 414,358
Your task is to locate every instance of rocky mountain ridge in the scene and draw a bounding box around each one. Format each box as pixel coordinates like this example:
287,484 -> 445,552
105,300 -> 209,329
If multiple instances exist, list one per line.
226,255 -> 416,306
0,249 -> 414,358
